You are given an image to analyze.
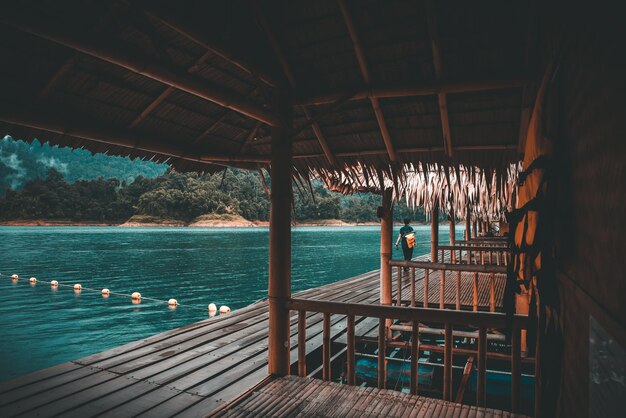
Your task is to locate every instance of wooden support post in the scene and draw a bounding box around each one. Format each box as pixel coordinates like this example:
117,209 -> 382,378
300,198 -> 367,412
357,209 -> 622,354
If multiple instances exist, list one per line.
268,95 -> 292,376
444,324 -> 453,401
380,189 -> 393,307
465,212 -> 471,241
511,325 -> 521,413
473,221 -> 478,239
297,310 -> 306,377
323,312 -> 331,381
477,327 -> 487,406
410,268 -> 416,307
378,318 -> 387,389
431,204 -> 439,262
449,211 -> 456,262
347,314 -> 355,385
410,321 -> 419,395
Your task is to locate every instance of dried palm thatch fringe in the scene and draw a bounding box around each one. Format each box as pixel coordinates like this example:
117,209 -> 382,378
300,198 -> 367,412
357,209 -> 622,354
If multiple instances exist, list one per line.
316,162 -> 521,222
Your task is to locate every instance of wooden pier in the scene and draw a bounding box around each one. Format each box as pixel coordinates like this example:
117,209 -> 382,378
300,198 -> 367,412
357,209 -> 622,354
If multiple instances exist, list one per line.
0,253 -> 508,418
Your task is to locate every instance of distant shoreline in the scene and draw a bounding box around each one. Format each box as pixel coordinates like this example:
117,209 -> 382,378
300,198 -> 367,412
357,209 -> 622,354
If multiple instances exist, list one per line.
0,219 -> 433,228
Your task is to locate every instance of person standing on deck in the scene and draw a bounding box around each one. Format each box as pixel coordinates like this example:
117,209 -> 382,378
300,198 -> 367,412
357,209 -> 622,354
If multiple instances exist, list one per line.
395,218 -> 415,271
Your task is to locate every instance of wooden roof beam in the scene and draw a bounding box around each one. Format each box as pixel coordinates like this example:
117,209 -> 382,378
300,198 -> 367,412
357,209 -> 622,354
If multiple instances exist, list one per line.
142,9 -> 280,89
253,1 -> 337,166
425,0 -> 453,158
518,0 -> 538,155
337,0 -> 397,162
2,17 -> 282,128
0,107 -> 271,164
292,144 -> 517,159
296,78 -> 527,106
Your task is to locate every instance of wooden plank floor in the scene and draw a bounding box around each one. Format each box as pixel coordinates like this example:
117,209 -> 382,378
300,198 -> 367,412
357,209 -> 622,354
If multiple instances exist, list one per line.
397,270 -> 507,310
212,376 -> 528,418
0,252 -> 506,418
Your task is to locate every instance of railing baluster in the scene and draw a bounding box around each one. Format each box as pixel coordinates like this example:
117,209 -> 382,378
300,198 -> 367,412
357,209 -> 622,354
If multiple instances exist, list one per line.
477,326 -> 487,406
481,250 -> 485,265
440,270 -> 446,309
378,317 -> 386,389
511,325 -> 521,413
323,312 -> 331,381
347,314 -> 355,385
444,324 -> 453,401
298,310 -> 306,377
455,271 -> 461,310
490,272 -> 495,312
473,272 -> 478,312
424,268 -> 429,308
410,267 -> 416,307
488,250 -> 492,264
397,266 -> 402,306
410,321 -> 419,395
468,249 -> 473,264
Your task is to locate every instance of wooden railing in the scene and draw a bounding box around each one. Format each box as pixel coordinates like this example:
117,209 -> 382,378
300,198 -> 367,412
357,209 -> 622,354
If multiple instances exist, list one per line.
389,260 -> 507,312
437,244 -> 510,266
287,298 -> 535,415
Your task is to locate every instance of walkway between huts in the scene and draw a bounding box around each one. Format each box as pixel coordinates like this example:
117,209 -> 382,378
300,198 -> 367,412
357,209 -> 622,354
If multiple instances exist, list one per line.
0,253 -> 505,418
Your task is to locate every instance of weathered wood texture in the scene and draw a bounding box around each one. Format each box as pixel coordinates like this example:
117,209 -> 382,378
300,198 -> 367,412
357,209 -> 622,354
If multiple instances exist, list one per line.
212,375 -> 530,417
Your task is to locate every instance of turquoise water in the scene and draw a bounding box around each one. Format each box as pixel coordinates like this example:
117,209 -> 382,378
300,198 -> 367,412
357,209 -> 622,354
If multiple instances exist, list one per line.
0,225 -> 463,381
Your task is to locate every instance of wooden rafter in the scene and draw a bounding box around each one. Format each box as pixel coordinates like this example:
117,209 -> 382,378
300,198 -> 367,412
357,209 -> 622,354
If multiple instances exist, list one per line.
295,78 -> 528,106
239,121 -> 262,154
37,54 -> 79,100
143,9 -> 280,89
291,144 -> 517,160
0,106 -> 270,164
425,0 -> 453,158
254,1 -> 337,166
129,51 -> 212,129
337,0 -> 397,162
2,16 -> 282,127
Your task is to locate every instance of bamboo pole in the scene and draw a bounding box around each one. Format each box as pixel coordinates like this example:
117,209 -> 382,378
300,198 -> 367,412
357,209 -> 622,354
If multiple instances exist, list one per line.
431,204 -> 439,262
267,96 -> 292,376
449,211 -> 456,262
465,212 -> 471,241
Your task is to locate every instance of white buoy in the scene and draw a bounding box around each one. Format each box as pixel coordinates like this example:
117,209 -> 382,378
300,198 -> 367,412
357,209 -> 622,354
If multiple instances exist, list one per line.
11,274 -> 18,280
208,310 -> 216,317
74,284 -> 82,291
219,305 -> 231,314
101,288 -> 110,296
50,280 -> 59,287
208,303 -> 217,312
131,292 -> 141,300
29,277 -> 37,284
168,298 -> 178,306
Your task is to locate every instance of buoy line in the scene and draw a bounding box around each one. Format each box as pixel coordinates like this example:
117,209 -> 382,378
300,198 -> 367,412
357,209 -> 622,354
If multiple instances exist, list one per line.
1,272 -> 230,314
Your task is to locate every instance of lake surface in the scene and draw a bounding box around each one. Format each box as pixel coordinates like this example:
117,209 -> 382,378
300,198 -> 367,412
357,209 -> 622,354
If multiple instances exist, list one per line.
0,225 -> 463,381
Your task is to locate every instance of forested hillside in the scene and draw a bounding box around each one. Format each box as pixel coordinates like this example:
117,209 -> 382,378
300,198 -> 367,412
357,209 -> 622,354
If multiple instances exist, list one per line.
0,137 -> 425,224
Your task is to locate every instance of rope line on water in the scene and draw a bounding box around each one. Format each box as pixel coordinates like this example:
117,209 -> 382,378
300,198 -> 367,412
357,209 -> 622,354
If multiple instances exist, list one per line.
0,272 -> 229,314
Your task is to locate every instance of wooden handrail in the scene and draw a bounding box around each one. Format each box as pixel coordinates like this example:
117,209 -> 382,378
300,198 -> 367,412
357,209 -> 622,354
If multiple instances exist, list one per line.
437,245 -> 510,252
289,298 -> 531,414
288,299 -> 529,328
389,260 -> 507,273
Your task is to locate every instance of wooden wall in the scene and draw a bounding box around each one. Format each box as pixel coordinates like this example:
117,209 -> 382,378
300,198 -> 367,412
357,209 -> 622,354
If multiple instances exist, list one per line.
549,14 -> 626,418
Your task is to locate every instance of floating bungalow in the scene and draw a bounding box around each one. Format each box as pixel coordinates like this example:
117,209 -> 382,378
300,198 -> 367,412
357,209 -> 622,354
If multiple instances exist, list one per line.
0,1 -> 624,417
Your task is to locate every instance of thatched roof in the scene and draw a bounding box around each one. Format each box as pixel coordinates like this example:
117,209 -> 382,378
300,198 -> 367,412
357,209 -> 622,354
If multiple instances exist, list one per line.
0,0 -> 539,190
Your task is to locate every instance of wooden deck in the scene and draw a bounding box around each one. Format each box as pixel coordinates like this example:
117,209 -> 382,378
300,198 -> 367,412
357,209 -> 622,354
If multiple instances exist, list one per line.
212,376 -> 529,417
0,253 -> 507,417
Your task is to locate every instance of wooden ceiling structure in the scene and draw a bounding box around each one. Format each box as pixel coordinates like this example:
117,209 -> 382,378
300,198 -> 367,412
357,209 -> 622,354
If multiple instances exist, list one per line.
0,0 -> 539,181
